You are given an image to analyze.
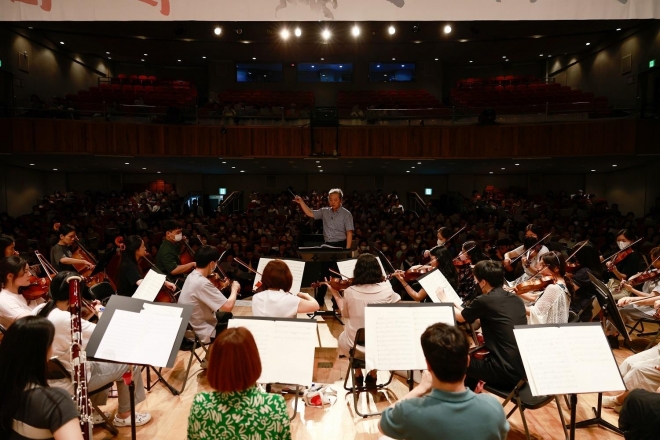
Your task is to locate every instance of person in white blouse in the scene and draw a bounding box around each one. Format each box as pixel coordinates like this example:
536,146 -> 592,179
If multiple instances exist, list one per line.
35,271 -> 152,428
251,260 -> 319,318
0,256 -> 38,329
504,225 -> 549,281
521,251 -> 572,325
324,253 -> 401,388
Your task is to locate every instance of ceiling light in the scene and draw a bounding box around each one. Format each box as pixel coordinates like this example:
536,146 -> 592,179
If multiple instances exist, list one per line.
319,170 -> 323,172
240,170 -> 245,173
406,170 -> 410,173
540,54 -> 544,57
317,165 -> 322,168
108,57 -> 111,59
125,162 -> 130,165
502,55 -> 506,58
591,169 -> 596,172
177,59 -> 181,62
459,39 -> 468,43
443,24 -> 452,34
377,64 -> 380,68
28,26 -> 33,29
388,26 -> 396,35
280,28 -> 290,40
29,163 -> 35,166
141,59 -> 145,61
311,65 -> 314,68
339,65 -> 343,68
106,51 -> 110,54
53,168 -> 58,171
392,57 -> 396,61
401,64 -> 404,67
142,167 -> 146,170
616,28 -> 621,31
548,55 -> 552,57
232,166 -> 236,169
322,29 -> 331,40
515,163 -> 519,166
501,167 -> 505,170
352,25 -> 360,37
411,166 -> 415,169
60,41 -> 64,45
222,161 -> 226,164
434,58 -> 439,61
612,164 -> 618,167
417,162 -> 422,164
505,59 -> 509,62
489,171 -> 493,174
214,26 -> 222,36
157,171 -> 161,174
252,57 -> 256,60
321,57 -> 324,61
202,56 -> 206,59
469,60 -> 473,63
144,53 -> 148,56
586,42 -> 591,46
295,27 -> 302,37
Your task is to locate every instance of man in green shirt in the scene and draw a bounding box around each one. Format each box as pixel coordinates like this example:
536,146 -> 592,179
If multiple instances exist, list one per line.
156,220 -> 196,280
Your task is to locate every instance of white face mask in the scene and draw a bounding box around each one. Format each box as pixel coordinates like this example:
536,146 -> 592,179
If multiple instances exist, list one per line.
437,239 -> 445,246
174,233 -> 183,242
617,241 -> 628,250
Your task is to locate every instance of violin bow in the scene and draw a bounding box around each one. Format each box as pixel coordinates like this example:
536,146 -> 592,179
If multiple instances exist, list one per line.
566,240 -> 590,262
602,238 -> 643,264
329,268 -> 350,280
234,257 -> 261,276
453,245 -> 476,262
510,233 -> 551,264
440,225 -> 466,247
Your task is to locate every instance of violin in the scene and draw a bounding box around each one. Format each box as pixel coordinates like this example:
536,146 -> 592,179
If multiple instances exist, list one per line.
453,246 -> 475,269
513,276 -> 555,295
564,240 -> 588,274
20,275 -> 51,301
402,265 -> 434,282
604,238 -> 643,272
311,277 -> 353,291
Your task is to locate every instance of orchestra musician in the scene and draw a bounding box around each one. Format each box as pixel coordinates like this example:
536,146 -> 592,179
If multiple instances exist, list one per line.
324,253 -> 400,388
454,260 -> 527,390
155,220 -> 196,281
0,256 -> 39,329
251,260 -> 319,318
35,272 -> 152,427
503,225 -> 548,280
607,229 -> 644,300
0,316 -> 84,440
178,245 -> 239,345
116,235 -> 176,297
49,224 -> 94,273
456,241 -> 489,302
394,247 -> 458,302
523,252 -> 572,325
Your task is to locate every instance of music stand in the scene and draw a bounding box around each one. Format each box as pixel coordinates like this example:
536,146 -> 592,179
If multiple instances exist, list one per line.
86,296 -> 192,440
297,247 -> 352,324
90,245 -> 117,277
588,273 -> 633,347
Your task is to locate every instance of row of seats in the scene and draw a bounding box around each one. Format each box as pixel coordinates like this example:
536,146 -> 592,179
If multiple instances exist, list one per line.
215,90 -> 314,108
337,90 -> 443,109
456,75 -> 545,89
68,82 -> 198,108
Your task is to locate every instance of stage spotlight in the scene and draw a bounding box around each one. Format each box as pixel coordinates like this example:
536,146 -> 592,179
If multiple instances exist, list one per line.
443,24 -> 452,34
214,27 -> 221,36
388,26 -> 396,35
295,27 -> 302,37
322,29 -> 331,40
280,29 -> 290,40
352,25 -> 360,37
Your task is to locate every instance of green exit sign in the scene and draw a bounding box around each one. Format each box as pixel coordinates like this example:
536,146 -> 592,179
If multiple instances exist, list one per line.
651,60 -> 656,68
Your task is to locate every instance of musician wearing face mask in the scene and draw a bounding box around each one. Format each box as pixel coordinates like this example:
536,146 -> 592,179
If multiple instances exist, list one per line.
156,220 -> 196,280
422,227 -> 454,261
503,226 -> 548,280
524,252 -> 572,325
607,229 -> 643,285
394,247 -> 458,302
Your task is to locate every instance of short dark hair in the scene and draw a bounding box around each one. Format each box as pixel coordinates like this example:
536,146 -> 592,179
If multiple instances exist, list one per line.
420,323 -> 469,383
438,227 -> 452,240
472,260 -> 504,288
163,220 -> 180,234
195,245 -> 220,268
617,229 -> 636,241
261,260 -> 293,292
352,253 -> 384,285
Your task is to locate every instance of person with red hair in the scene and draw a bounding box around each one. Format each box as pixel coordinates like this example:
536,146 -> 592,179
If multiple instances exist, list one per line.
187,327 -> 292,440
251,259 -> 319,318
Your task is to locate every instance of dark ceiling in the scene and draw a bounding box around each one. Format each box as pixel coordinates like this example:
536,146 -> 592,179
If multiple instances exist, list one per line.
3,19 -> 657,67
2,154 -> 657,176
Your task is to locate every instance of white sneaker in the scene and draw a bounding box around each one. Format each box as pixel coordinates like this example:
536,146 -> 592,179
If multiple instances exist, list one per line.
602,395 -> 620,408
92,411 -> 111,425
113,412 -> 152,427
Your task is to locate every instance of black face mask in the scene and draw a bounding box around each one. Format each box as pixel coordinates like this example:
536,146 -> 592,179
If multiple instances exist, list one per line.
524,237 -> 538,250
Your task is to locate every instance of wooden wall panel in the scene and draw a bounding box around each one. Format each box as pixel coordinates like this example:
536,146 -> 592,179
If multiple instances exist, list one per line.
137,125 -> 164,155
9,119 -> 34,153
109,124 -> 140,156
635,119 -> 660,155
0,119 -> 12,154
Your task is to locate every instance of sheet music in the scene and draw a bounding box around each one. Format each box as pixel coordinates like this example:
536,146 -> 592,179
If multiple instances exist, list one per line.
417,269 -> 463,307
228,318 -> 317,386
94,310 -> 182,367
514,325 -> 626,396
365,304 -> 455,371
252,258 -> 305,294
337,258 -> 387,278
141,303 -> 182,317
132,269 -> 167,302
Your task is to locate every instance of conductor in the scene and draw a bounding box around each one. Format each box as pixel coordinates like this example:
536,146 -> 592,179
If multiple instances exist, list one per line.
294,188 -> 354,249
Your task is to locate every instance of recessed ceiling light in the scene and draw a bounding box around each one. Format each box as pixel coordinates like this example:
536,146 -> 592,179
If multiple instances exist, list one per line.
316,160 -> 320,163
29,163 -> 35,166
280,28 -> 290,40
222,161 -> 226,164
125,162 -> 130,165
202,56 -> 206,59
612,164 -> 618,167
586,42 -> 591,46
392,57 -> 396,61
616,28 -> 621,31
295,27 -> 302,37
108,57 -> 111,59
319,170 -> 323,172
501,167 -> 505,170
322,29 -> 331,40
53,168 -> 58,171
317,165 -> 322,168
240,170 -> 245,173
502,55 -> 506,58
377,64 -> 380,67
515,163 -> 519,166
142,167 -> 146,170
28,26 -> 33,29
157,171 -> 161,174
60,41 -> 64,45
406,170 -> 410,173
548,55 -> 552,57
177,59 -> 181,62
339,65 -> 343,68
505,59 -> 509,62
540,54 -> 544,57
106,51 -> 110,54
388,26 -> 396,35
352,25 -> 360,37
141,59 -> 145,61
591,169 -> 596,172
434,58 -> 439,61
321,57 -> 324,61
252,57 -> 256,60
469,60 -> 473,63
417,162 -> 422,164
443,24 -> 452,34
489,171 -> 493,174
401,64 -> 404,67
232,166 -> 236,169
214,27 -> 222,36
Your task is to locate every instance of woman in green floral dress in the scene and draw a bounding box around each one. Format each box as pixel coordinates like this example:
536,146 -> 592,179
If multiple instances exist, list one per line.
187,327 -> 292,440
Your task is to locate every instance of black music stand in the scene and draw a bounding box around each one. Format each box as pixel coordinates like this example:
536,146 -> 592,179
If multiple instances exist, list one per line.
588,273 -> 633,348
86,296 -> 192,440
297,247 -> 353,324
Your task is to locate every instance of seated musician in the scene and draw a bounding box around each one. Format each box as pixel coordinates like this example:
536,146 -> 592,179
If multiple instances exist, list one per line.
178,245 -> 239,344
503,225 -> 548,281
324,253 -> 400,388
49,224 -> 94,273
0,256 -> 40,329
523,252 -> 572,325
603,342 -> 660,413
607,229 -> 644,298
379,323 -> 509,440
456,241 -> 490,303
187,328 -> 292,440
155,220 -> 196,281
0,316 -> 84,440
117,235 -> 176,297
251,260 -> 319,318
394,247 -> 458,302
454,260 -> 527,390
618,388 -> 660,440
35,272 -> 152,427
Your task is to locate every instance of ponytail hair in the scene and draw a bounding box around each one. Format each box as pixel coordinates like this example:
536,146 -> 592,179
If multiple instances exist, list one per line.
38,271 -> 78,318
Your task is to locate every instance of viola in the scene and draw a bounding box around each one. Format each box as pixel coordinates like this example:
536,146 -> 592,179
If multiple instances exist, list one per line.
513,276 -> 555,295
627,269 -> 660,287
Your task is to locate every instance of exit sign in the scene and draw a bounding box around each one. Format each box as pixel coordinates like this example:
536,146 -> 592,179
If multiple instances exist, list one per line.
651,60 -> 656,68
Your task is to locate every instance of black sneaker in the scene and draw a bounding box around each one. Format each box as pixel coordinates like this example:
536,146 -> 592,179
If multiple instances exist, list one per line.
365,375 -> 377,389
607,335 -> 620,349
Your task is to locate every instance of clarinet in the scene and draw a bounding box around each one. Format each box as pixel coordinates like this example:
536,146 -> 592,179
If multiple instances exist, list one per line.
68,276 -> 93,440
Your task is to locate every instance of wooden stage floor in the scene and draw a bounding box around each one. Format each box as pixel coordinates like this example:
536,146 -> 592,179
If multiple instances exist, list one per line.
91,298 -> 649,440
